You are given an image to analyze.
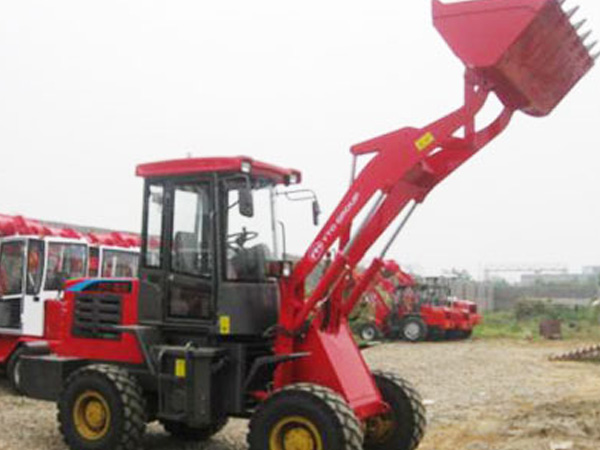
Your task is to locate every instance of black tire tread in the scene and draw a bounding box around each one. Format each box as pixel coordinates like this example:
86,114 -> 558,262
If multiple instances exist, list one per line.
248,383 -> 364,450
372,371 -> 426,450
402,316 -> 427,342
58,364 -> 146,450
360,323 -> 380,342
6,346 -> 25,394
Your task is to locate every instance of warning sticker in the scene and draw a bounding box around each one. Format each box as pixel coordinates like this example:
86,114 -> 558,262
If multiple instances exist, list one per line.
415,131 -> 435,151
219,316 -> 231,335
175,359 -> 186,378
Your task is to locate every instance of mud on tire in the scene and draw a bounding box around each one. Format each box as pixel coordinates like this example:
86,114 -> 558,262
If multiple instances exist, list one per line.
247,383 -> 364,450
58,364 -> 146,450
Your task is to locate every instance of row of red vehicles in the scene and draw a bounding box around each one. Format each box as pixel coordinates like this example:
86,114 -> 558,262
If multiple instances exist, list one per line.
357,261 -> 481,342
0,214 -> 140,390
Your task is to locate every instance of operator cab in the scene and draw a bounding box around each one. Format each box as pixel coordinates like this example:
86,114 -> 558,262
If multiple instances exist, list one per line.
0,235 -> 87,336
88,246 -> 140,278
136,157 -> 302,337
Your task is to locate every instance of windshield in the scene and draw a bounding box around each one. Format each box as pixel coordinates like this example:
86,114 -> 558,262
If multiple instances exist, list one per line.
45,243 -> 87,291
225,180 -> 276,281
101,249 -> 139,278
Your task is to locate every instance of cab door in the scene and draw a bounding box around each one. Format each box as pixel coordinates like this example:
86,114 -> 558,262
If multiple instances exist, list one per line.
164,180 -> 215,324
138,179 -> 215,327
21,239 -> 45,336
0,238 -> 26,332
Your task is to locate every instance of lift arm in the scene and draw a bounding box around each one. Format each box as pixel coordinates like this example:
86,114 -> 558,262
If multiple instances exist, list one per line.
284,0 -> 595,333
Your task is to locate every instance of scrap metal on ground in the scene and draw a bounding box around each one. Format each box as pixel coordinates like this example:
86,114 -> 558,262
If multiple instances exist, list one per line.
550,344 -> 600,362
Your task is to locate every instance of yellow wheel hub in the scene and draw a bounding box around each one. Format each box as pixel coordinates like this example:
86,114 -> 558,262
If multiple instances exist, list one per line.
269,416 -> 323,450
73,390 -> 111,441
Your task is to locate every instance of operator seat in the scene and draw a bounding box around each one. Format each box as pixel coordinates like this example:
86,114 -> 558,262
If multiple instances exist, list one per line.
230,244 -> 270,281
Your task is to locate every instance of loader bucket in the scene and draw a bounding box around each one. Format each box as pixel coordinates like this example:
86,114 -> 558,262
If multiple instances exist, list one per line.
433,0 -> 596,116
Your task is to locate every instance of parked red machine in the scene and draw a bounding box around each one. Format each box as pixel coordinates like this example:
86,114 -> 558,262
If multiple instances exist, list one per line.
422,277 -> 483,339
357,261 -> 465,342
0,214 -> 140,391
14,2 -> 596,450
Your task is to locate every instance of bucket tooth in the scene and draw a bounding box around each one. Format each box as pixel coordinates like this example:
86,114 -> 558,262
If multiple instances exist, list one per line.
566,6 -> 580,19
558,0 -> 567,4
573,19 -> 586,31
592,51 -> 600,61
580,30 -> 592,42
587,41 -> 598,52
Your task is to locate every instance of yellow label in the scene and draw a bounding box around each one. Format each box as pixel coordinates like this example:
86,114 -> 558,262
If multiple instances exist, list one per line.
175,359 -> 186,378
219,316 -> 231,335
415,131 -> 435,151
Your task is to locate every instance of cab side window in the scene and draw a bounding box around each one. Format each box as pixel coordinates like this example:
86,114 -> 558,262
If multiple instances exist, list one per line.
168,182 -> 212,320
145,183 -> 164,268
88,247 -> 100,277
0,241 -> 25,296
26,240 -> 44,295
171,183 -> 212,277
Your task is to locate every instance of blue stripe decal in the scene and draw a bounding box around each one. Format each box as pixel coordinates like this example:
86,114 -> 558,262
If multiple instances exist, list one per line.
67,278 -> 113,292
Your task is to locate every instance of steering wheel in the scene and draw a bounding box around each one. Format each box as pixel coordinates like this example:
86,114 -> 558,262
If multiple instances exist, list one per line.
227,228 -> 259,252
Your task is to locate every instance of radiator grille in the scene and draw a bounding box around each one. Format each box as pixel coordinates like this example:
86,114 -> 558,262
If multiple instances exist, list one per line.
72,293 -> 122,340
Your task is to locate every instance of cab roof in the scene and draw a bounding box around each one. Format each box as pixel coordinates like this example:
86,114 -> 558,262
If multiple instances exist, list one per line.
136,156 -> 302,185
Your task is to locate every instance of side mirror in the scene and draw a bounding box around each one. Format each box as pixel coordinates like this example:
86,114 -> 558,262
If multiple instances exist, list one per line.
239,187 -> 254,218
312,199 -> 321,226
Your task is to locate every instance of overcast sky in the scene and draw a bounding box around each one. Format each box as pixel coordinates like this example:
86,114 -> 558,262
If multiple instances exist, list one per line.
0,0 -> 598,279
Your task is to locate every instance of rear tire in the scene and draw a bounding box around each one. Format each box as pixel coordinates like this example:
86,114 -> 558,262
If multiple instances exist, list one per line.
160,417 -> 228,441
359,323 -> 380,342
58,364 -> 146,450
364,372 -> 427,450
401,317 -> 427,342
247,383 -> 363,450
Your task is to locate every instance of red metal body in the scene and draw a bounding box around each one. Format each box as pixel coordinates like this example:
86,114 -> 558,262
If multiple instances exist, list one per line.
136,156 -> 301,184
49,279 -> 144,364
0,214 -> 83,239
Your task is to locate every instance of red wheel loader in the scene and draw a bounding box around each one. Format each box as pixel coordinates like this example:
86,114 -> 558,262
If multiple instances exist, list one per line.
16,1 -> 596,450
357,262 -> 459,342
0,214 -> 140,392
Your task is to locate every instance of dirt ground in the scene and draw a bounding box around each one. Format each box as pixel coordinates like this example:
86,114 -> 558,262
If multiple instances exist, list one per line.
0,339 -> 599,450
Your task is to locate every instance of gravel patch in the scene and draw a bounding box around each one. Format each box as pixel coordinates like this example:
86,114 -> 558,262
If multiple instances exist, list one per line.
0,339 -> 598,450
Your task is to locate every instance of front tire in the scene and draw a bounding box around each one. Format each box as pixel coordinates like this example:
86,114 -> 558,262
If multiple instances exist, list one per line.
58,364 -> 146,450
247,383 -> 363,450
401,317 -> 427,342
6,346 -> 25,394
364,372 -> 427,450
359,323 -> 380,342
